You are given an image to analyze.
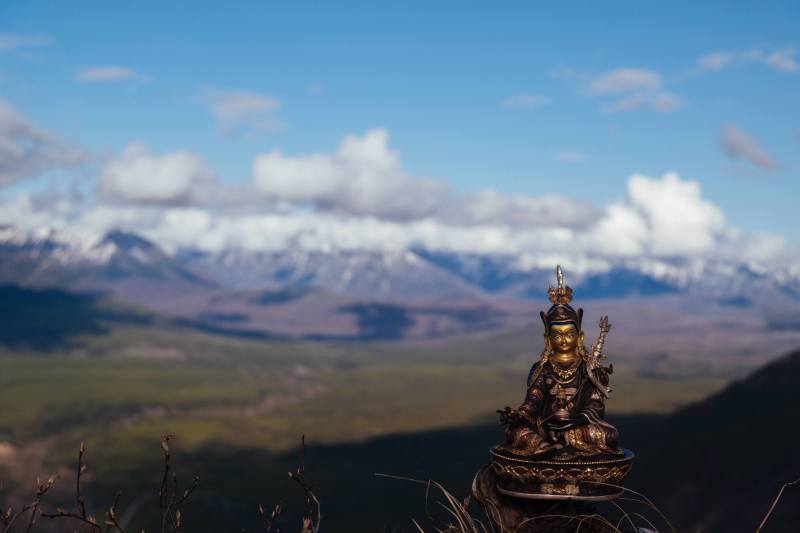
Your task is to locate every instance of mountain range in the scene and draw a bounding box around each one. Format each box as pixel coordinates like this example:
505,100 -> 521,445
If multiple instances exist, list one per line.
3,225 -> 798,301
2,224 -> 799,343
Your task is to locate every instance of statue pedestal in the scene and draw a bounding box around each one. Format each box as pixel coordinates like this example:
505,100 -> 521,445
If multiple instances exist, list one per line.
472,465 -> 619,533
489,446 -> 634,500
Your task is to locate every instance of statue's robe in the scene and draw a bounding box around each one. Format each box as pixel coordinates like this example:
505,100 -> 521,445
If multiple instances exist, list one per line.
505,360 -> 623,456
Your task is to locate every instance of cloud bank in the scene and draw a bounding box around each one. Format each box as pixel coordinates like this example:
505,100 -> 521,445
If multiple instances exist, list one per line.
0,100 -> 792,276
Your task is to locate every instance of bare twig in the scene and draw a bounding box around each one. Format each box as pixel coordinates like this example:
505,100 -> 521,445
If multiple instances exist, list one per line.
1,475 -> 56,533
159,434 -> 174,533
3,504 -> 34,533
157,435 -> 197,533
41,441 -> 102,530
41,509 -> 102,531
77,441 -> 88,520
257,502 -> 283,532
287,435 -> 321,533
104,491 -> 126,533
13,437 -> 205,533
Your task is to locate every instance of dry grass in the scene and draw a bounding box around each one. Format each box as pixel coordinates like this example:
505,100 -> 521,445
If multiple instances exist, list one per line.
4,437 -> 797,532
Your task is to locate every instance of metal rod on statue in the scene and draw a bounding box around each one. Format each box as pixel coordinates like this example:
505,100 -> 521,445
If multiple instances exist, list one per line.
587,316 -> 612,398
592,315 -> 611,362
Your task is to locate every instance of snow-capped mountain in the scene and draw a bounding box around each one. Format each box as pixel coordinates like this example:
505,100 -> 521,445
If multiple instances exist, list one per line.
0,226 -> 216,303
413,248 -> 800,304
183,247 -> 483,299
1,224 -> 798,305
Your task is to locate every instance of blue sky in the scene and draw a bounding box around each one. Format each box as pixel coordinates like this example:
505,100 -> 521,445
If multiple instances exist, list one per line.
0,1 -> 798,247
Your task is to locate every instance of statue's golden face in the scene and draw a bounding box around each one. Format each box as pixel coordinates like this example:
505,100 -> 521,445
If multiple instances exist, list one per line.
548,323 -> 581,355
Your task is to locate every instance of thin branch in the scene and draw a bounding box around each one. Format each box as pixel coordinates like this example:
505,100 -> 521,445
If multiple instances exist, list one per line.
156,435 -> 197,533
176,477 -> 200,508
77,441 -> 88,520
3,504 -> 35,533
258,502 -> 283,533
42,442 -> 103,531
159,434 -> 174,533
42,443 -> 124,533
3,475 -> 57,533
104,491 -> 126,533
288,435 -> 321,533
41,510 -> 101,531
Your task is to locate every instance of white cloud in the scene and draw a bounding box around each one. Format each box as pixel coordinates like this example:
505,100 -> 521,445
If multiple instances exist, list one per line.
651,91 -> 685,113
591,68 -> 662,94
697,46 -> 798,74
252,129 -> 593,227
627,173 -> 725,255
252,129 -> 451,220
719,124 -> 778,171
98,143 -> 217,205
0,33 -> 51,52
589,68 -> 683,113
75,66 -> 143,82
586,203 -> 649,256
764,46 -> 798,73
697,52 -> 735,72
586,173 -> 726,257
0,99 -> 82,186
501,94 -> 550,109
200,89 -> 282,135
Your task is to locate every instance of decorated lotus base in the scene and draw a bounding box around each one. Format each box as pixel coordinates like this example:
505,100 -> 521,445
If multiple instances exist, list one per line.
472,465 -> 620,532
489,445 -> 634,500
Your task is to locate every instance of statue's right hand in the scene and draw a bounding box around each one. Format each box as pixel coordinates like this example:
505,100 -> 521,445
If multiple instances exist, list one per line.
496,407 -> 513,426
497,407 -> 529,426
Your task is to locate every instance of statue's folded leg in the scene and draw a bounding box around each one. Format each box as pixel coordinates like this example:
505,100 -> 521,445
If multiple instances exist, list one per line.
565,422 -> 621,454
505,425 -> 548,453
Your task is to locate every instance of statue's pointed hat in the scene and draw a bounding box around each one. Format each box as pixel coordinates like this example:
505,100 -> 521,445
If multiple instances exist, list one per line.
540,265 -> 583,333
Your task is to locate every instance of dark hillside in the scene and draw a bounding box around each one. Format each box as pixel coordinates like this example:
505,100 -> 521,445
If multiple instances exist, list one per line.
0,285 -> 149,350
618,348 -> 800,532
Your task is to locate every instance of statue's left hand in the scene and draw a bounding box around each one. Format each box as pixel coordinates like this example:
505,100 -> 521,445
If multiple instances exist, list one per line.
547,416 -> 586,432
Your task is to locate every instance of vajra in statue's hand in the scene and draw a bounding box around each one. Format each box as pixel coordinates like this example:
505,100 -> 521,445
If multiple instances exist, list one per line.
496,406 -> 532,426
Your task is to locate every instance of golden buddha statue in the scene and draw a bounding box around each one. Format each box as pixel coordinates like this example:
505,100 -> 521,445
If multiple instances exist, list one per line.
489,266 -> 633,499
